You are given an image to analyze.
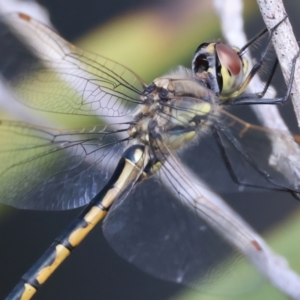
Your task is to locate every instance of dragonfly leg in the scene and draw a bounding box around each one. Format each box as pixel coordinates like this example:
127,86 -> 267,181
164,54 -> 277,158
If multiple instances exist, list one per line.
213,125 -> 299,195
227,50 -> 300,105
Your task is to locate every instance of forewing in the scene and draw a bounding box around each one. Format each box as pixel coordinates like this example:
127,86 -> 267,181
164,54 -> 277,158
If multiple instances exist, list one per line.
0,13 -> 144,117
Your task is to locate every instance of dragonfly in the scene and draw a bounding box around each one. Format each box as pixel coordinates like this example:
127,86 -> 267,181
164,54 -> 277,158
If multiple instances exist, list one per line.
0,12 -> 299,300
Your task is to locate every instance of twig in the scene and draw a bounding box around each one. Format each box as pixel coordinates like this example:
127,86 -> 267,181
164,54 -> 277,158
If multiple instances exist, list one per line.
214,0 -> 300,298
257,0 -> 300,124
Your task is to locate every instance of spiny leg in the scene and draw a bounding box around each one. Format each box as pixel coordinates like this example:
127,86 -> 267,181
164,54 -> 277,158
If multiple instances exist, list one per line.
223,15 -> 288,101
228,51 -> 299,105
213,125 -> 299,195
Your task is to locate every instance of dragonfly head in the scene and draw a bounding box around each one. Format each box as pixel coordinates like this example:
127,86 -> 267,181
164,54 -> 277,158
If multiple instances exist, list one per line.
192,42 -> 248,97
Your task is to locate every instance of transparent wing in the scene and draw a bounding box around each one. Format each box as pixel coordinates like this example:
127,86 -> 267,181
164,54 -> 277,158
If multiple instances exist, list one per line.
0,120 -> 130,210
154,102 -> 300,196
216,109 -> 300,194
103,157 -> 263,295
0,13 -> 144,117
0,13 -> 144,210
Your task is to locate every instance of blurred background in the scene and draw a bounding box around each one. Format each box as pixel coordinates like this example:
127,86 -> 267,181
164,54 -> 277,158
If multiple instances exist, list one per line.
0,0 -> 300,299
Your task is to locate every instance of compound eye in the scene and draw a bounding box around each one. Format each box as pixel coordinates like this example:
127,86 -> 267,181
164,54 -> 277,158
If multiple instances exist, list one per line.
215,44 -> 242,76
215,43 -> 244,95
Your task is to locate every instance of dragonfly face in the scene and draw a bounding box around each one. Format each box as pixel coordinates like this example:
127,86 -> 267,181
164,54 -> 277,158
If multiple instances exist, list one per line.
192,42 -> 248,97
0,11 -> 299,300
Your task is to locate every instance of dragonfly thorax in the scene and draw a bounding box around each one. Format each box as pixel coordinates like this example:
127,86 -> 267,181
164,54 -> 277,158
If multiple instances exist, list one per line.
129,68 -> 219,152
